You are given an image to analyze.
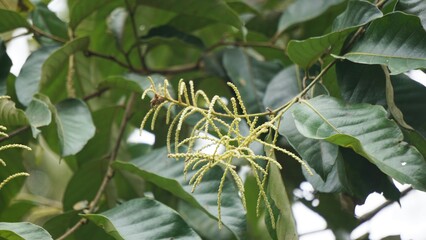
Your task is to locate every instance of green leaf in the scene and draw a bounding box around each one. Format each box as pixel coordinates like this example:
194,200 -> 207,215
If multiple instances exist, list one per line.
336,60 -> 387,105
0,201 -> 37,222
140,25 -> 205,49
397,0 -> 426,30
55,98 -> 95,156
138,0 -> 242,29
0,97 -> 28,126
15,46 -> 58,106
0,222 -> 53,240
177,201 -> 234,240
263,65 -> 300,110
292,95 -> 426,191
68,0 -> 115,30
41,37 -> 90,86
0,41 -> 12,95
265,164 -> 298,240
287,0 -> 383,69
31,3 -> 68,43
281,109 -> 340,183
338,12 -> 426,75
25,97 -> 52,137
336,61 -> 426,134
84,198 -> 201,240
0,9 -> 30,33
277,0 -> 344,34
112,146 -> 247,240
223,48 -> 282,114
62,159 -> 105,210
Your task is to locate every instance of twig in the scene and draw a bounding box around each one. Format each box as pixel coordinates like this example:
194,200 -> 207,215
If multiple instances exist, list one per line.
56,93 -> 137,240
83,87 -> 110,101
0,126 -> 29,143
124,0 -> 145,70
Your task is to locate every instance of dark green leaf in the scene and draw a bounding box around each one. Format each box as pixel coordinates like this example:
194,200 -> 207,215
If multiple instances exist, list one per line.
0,41 -> 12,95
15,46 -> 58,106
397,0 -> 426,30
277,0 -> 344,34
63,159 -> 105,211
0,201 -> 37,222
68,0 -> 115,30
55,98 -> 95,156
0,222 -> 53,240
141,25 -> 205,49
0,97 -> 28,126
177,201 -> 234,240
223,48 -> 282,113
0,9 -> 30,33
112,146 -> 247,240
138,0 -> 242,29
31,3 -> 68,44
287,0 -> 382,69
263,65 -> 300,110
338,12 -> 426,75
292,95 -> 426,191
336,61 -> 387,105
84,198 -> 201,240
41,37 -> 90,87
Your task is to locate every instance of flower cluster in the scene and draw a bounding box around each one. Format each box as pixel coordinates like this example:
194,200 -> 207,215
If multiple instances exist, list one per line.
0,96 -> 31,190
140,78 -> 312,227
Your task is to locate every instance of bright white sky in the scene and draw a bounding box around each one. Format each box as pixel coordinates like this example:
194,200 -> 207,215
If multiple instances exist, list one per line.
6,0 -> 426,239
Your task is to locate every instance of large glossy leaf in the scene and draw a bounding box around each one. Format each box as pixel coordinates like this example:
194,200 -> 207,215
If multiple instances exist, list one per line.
287,0 -> 382,69
223,48 -> 282,114
0,222 -> 53,240
338,12 -> 426,75
15,46 -> 58,106
41,37 -> 90,86
55,98 -> 95,156
112,146 -> 246,240
336,61 -> 387,105
84,198 -> 201,240
397,0 -> 426,30
0,9 -> 30,32
138,0 -> 242,29
336,61 -> 426,134
0,97 -> 28,126
277,0 -> 344,35
291,95 -> 426,191
68,0 -> 115,30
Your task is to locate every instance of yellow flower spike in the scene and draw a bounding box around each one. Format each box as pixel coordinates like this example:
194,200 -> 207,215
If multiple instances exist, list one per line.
227,82 -> 251,124
150,102 -> 167,131
189,80 -> 196,106
0,172 -> 30,190
141,78 -> 314,228
139,108 -> 154,136
0,144 -> 32,152
0,159 -> 5,166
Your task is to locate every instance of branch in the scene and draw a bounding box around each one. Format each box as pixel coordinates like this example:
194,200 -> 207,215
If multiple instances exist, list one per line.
56,93 -> 137,240
0,126 -> 29,143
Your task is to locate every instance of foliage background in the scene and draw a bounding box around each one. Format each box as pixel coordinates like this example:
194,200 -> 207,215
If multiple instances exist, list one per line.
1,0 -> 426,239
